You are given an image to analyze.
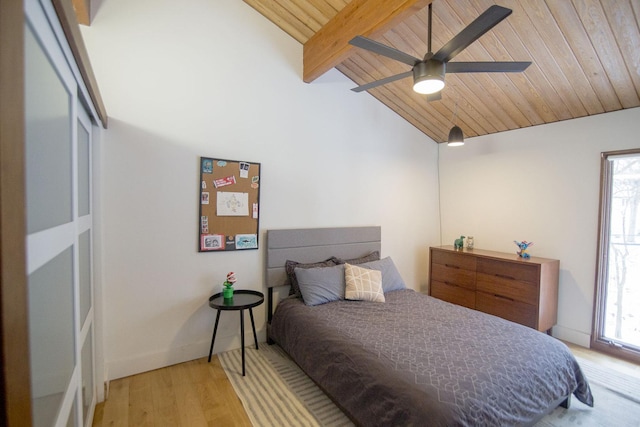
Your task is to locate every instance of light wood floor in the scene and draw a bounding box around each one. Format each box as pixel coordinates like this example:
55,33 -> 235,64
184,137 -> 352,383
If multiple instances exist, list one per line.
92,356 -> 251,427
92,343 -> 639,427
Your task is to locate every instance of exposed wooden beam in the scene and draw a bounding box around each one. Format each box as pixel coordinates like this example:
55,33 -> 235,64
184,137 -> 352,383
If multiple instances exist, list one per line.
72,0 -> 90,26
303,0 -> 432,83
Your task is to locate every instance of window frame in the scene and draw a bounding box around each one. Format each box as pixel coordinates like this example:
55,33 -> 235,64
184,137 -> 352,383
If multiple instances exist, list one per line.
592,148 -> 640,364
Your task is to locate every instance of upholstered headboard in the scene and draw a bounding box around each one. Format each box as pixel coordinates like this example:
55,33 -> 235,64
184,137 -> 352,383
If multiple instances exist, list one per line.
266,226 -> 381,288
265,226 -> 381,321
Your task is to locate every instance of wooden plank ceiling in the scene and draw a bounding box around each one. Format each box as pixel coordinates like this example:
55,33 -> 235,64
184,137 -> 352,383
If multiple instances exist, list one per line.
243,0 -> 640,143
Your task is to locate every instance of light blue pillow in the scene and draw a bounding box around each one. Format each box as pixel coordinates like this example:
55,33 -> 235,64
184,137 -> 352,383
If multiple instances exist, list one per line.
294,264 -> 346,306
357,257 -> 406,293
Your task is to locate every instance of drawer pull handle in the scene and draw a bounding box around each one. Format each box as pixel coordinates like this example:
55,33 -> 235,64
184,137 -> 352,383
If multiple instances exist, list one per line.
495,273 -> 515,280
444,281 -> 457,287
445,264 -> 460,269
493,294 -> 514,301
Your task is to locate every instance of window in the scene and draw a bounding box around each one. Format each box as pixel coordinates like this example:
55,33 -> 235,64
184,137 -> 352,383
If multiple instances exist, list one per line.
593,149 -> 640,363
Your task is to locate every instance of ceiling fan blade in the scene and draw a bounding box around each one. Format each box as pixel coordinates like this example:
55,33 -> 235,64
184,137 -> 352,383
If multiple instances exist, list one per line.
349,36 -> 420,66
351,71 -> 413,92
447,61 -> 531,73
426,92 -> 441,102
433,5 -> 512,63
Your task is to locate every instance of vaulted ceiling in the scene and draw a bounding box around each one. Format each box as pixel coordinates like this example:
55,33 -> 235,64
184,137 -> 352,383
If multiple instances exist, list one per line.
243,0 -> 640,143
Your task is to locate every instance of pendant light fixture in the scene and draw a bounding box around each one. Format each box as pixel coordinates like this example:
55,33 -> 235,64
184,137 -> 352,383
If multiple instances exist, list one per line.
447,100 -> 464,147
447,125 -> 464,147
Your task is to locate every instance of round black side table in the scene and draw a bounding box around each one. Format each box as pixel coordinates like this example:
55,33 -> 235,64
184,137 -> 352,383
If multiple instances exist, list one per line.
208,289 -> 264,376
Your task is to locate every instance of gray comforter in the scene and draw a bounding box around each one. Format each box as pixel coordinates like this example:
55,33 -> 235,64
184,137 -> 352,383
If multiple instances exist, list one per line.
269,289 -> 593,426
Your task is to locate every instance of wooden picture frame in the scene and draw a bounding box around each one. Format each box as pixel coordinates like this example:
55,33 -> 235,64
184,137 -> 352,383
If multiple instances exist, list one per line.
198,156 -> 261,252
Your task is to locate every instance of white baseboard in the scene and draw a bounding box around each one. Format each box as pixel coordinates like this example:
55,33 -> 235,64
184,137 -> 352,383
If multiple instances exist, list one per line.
106,328 -> 267,380
552,325 -> 591,347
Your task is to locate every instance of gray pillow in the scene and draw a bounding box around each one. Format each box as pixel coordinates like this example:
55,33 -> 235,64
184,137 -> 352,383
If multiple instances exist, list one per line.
285,257 -> 338,298
335,250 -> 380,265
357,257 -> 406,293
295,264 -> 346,306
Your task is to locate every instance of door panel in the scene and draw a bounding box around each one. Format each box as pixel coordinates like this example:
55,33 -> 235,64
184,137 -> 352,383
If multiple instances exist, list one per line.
79,230 -> 91,326
24,19 -> 73,235
24,1 -> 97,425
28,247 -> 75,427
78,120 -> 90,217
80,328 -> 94,425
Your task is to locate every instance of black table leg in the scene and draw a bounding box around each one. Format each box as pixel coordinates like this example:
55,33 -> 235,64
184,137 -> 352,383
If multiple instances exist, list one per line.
208,309 -> 221,363
249,307 -> 258,350
240,309 -> 245,376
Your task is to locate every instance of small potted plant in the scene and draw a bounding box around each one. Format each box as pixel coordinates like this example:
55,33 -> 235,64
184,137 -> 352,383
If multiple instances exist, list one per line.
223,271 -> 236,299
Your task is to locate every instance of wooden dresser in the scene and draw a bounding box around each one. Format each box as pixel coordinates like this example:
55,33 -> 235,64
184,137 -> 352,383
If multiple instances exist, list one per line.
429,246 -> 559,332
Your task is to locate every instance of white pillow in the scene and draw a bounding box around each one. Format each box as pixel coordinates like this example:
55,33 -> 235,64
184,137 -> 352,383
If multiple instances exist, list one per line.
344,263 -> 385,303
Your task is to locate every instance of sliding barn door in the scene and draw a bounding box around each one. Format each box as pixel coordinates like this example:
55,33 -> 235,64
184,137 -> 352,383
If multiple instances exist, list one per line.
25,0 -> 97,425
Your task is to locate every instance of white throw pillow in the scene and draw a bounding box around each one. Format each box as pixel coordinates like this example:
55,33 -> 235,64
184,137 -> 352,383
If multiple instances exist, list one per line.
344,263 -> 385,303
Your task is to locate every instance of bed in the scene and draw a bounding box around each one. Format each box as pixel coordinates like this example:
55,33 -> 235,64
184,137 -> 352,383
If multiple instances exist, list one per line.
265,226 -> 593,426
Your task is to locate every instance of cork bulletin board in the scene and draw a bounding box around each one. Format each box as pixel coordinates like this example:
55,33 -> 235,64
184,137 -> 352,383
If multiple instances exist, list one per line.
199,157 -> 261,252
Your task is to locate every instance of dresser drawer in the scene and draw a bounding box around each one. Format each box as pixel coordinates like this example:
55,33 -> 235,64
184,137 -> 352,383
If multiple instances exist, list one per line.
476,291 -> 537,329
476,273 -> 538,305
431,263 -> 476,290
431,281 -> 475,309
431,249 -> 477,270
477,258 -> 538,283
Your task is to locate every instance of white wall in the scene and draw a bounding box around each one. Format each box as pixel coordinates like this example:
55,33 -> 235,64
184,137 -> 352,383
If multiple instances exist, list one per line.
82,0 -> 439,380
439,107 -> 640,346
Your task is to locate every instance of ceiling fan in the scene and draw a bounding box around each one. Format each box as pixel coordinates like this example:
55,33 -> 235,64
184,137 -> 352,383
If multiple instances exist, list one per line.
349,3 -> 531,101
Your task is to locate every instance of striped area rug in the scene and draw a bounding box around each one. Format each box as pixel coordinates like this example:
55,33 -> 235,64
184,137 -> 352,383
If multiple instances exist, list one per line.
218,345 -> 353,427
574,357 -> 640,404
219,345 -> 640,427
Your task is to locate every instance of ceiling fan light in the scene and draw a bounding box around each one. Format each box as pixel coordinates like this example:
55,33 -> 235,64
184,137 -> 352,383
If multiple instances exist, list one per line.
413,78 -> 444,95
413,61 -> 445,95
447,125 -> 464,147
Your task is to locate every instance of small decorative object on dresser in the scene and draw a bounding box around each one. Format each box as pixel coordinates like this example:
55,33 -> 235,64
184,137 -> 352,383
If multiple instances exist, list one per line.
429,246 -> 559,332
514,240 -> 533,259
466,236 -> 474,249
454,235 -> 465,249
223,271 -> 236,299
